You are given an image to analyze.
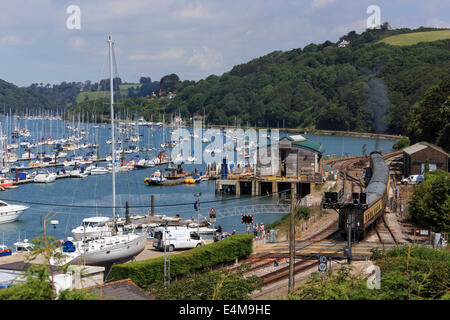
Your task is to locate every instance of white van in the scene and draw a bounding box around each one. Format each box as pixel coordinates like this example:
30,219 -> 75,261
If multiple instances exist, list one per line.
401,175 -> 424,185
153,226 -> 205,251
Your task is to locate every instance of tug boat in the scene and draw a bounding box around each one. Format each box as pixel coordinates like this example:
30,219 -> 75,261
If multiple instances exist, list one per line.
144,170 -> 167,185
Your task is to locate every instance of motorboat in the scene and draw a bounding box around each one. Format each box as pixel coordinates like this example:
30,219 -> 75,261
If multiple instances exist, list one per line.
13,238 -> 33,254
144,170 -> 167,185
69,166 -> 88,178
0,176 -> 14,188
33,170 -> 57,183
0,200 -> 29,224
0,244 -> 12,257
90,166 -> 110,175
135,158 -> 156,169
71,216 -> 112,241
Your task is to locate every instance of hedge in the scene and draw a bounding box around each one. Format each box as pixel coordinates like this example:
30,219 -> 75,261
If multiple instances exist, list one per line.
111,234 -> 254,287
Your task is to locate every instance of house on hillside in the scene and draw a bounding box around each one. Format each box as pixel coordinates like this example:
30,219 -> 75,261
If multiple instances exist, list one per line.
338,40 -> 350,47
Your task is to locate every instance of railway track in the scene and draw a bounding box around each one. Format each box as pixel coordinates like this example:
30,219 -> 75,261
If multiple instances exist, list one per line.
366,214 -> 399,245
260,259 -> 318,287
381,214 -> 399,244
230,253 -> 286,272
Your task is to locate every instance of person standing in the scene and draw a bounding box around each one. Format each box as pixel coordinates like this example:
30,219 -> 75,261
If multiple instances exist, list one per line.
253,224 -> 258,237
260,222 -> 265,237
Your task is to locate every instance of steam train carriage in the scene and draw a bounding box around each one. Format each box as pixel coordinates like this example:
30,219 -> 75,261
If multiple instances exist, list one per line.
338,151 -> 390,240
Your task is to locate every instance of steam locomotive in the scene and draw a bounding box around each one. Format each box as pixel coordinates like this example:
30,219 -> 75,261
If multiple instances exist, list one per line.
323,151 -> 390,240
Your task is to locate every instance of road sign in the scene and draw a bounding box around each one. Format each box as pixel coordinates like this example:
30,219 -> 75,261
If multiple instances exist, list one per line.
318,256 -> 327,272
209,208 -> 216,219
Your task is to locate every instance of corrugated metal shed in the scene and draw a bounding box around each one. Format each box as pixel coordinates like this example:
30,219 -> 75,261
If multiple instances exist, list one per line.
403,143 -> 427,155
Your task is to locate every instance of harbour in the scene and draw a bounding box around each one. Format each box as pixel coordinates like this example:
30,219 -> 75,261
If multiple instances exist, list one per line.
0,114 -> 395,250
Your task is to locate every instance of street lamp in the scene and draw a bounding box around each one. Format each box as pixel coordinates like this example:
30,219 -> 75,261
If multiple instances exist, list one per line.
50,220 -> 59,240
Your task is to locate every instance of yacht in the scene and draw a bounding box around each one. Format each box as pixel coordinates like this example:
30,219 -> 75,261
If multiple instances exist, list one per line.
135,158 -> 156,169
0,244 -> 12,257
69,166 -> 88,178
71,216 -> 112,241
50,36 -> 147,267
0,200 -> 29,224
54,232 -> 147,266
0,176 -> 14,188
90,166 -> 110,175
13,238 -> 33,254
33,170 -> 57,183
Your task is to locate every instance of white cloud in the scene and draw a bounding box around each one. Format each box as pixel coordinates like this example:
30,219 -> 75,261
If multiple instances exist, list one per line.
173,2 -> 216,20
129,48 -> 186,61
0,35 -> 21,45
187,46 -> 224,71
310,0 -> 336,10
68,37 -> 88,52
333,19 -> 367,36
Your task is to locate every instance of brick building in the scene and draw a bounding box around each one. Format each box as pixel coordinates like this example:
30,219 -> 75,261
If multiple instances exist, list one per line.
403,142 -> 449,176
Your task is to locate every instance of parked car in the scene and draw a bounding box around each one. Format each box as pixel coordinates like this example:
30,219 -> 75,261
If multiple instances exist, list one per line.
401,175 -> 424,185
152,226 -> 205,251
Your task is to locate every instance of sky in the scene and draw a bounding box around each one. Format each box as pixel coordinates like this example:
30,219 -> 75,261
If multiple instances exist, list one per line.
0,0 -> 449,87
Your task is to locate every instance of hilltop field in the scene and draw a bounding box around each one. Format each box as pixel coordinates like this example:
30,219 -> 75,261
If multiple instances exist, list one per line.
75,83 -> 141,103
378,30 -> 450,46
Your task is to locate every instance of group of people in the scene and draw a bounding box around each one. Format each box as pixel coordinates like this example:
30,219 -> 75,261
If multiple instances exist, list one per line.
213,225 -> 235,242
245,222 -> 265,238
213,223 -> 266,241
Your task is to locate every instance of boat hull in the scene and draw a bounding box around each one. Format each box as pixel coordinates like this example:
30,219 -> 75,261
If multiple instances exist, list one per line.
56,234 -> 147,266
0,206 -> 28,224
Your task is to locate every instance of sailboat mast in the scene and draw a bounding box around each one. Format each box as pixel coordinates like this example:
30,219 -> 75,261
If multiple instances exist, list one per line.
108,35 -> 116,223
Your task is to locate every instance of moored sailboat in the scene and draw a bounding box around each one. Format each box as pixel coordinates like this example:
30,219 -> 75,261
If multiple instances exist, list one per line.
50,36 -> 146,267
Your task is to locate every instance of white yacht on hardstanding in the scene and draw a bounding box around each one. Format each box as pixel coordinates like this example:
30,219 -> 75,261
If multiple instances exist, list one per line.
51,36 -> 147,267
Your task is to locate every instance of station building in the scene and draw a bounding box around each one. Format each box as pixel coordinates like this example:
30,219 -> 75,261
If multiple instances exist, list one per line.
215,134 -> 325,198
402,142 -> 449,176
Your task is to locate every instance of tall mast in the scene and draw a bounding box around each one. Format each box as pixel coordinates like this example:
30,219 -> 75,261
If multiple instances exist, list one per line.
108,35 -> 116,224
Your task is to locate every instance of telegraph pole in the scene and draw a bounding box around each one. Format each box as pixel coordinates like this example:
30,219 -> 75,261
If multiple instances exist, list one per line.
288,184 -> 297,294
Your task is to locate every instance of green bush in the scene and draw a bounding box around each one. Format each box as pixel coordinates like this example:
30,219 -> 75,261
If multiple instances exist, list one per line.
408,170 -> 450,233
291,245 -> 449,300
392,136 -> 410,150
297,206 -> 311,219
375,245 -> 450,299
111,234 -> 254,287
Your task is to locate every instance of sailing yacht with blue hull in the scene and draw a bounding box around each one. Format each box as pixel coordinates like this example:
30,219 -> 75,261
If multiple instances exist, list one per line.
51,36 -> 146,267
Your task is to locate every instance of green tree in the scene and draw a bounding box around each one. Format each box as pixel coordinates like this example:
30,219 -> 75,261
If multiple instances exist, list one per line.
392,136 -> 410,150
408,79 -> 450,149
408,170 -> 450,232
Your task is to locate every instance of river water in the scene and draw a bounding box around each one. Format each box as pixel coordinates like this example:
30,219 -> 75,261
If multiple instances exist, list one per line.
0,117 -> 396,248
